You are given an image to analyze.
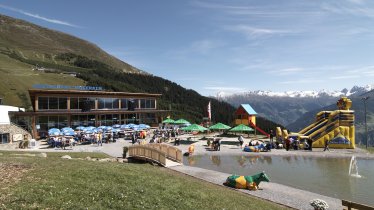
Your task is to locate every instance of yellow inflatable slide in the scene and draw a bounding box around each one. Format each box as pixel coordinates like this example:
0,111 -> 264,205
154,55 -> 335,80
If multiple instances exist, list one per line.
279,97 -> 355,149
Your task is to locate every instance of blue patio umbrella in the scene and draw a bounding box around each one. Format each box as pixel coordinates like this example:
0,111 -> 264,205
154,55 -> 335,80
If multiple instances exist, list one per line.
138,124 -> 150,129
61,127 -> 74,132
104,126 -> 112,131
112,124 -> 121,128
127,123 -> 136,128
85,130 -> 94,134
121,124 -> 130,129
63,130 -> 76,136
98,126 -> 107,129
48,128 -> 61,136
75,126 -> 85,131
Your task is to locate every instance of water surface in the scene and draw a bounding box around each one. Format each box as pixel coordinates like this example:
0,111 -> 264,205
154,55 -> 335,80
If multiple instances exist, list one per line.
184,155 -> 374,206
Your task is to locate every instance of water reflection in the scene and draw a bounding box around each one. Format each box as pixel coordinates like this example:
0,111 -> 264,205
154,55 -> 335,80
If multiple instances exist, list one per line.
184,155 -> 374,206
210,156 -> 221,166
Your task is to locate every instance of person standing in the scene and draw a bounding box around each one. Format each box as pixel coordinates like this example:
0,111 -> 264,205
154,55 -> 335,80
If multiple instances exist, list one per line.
323,139 -> 330,151
238,135 -> 244,148
269,130 -> 274,145
97,132 -> 103,146
307,138 -> 313,151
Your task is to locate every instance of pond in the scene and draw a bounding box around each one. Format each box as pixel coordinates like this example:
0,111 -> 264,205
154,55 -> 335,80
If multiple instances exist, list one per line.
184,155 -> 374,206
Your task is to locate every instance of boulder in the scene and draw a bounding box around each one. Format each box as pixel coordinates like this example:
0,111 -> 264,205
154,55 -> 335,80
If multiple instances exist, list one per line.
61,155 -> 72,159
85,156 -> 92,160
37,153 -> 47,158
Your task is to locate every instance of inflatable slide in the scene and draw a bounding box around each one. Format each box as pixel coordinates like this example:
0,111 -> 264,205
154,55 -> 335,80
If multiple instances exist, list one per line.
279,97 -> 355,149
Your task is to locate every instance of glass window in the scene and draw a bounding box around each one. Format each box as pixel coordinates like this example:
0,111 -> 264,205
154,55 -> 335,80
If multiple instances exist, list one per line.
104,98 -> 113,109
121,99 -> 128,109
140,99 -> 146,109
59,98 -> 67,109
49,98 -> 58,109
59,116 -> 68,128
38,97 -> 48,110
88,115 -> 96,126
70,98 -> 79,109
98,98 -> 105,109
88,98 -> 96,110
150,99 -> 155,108
134,99 -> 139,108
0,133 -> 9,144
113,99 -> 119,109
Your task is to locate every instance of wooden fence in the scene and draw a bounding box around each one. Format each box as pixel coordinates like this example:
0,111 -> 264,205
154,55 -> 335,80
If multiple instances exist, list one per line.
128,143 -> 182,166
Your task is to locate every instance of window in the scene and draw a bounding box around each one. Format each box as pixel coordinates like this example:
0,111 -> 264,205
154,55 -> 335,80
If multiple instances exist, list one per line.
0,133 -> 9,144
98,98 -> 119,109
59,98 -> 67,109
121,99 -> 128,109
70,98 -> 79,109
37,97 -> 68,110
38,97 -> 48,110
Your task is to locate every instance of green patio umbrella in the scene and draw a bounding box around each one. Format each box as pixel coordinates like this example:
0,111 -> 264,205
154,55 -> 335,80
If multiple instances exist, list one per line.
181,124 -> 208,132
229,124 -> 254,132
209,122 -> 231,130
162,118 -> 175,124
174,118 -> 190,125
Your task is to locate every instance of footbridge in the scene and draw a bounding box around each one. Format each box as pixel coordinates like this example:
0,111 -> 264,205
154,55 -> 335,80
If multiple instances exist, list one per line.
128,143 -> 183,167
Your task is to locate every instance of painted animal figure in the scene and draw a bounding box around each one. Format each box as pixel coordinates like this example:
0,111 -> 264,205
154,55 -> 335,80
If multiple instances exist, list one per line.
224,172 -> 270,190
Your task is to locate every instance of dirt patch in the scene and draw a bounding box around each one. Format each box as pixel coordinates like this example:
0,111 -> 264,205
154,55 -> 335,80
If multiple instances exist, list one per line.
0,163 -> 31,188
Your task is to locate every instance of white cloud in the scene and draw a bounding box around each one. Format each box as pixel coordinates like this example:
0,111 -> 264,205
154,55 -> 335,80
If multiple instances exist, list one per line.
204,86 -> 246,92
269,67 -> 305,75
330,75 -> 361,80
190,39 -> 225,54
0,4 -> 80,27
192,1 -> 322,18
279,79 -> 324,84
321,2 -> 374,18
347,0 -> 365,5
225,24 -> 295,39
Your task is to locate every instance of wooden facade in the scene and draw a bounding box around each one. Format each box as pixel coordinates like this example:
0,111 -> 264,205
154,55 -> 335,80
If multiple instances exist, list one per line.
11,89 -> 169,139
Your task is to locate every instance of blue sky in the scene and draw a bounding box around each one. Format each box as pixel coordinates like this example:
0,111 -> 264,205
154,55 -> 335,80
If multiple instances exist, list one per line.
1,0 -> 374,96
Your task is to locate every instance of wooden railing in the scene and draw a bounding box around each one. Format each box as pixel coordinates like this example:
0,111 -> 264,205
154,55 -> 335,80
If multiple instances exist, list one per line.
128,143 -> 182,166
342,200 -> 374,210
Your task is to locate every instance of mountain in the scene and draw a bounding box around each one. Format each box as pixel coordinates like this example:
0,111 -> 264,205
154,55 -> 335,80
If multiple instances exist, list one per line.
219,85 -> 374,126
0,14 -> 283,129
0,14 -> 141,73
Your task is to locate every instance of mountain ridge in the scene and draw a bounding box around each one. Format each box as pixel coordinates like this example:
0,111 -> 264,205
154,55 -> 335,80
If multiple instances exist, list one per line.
217,84 -> 374,99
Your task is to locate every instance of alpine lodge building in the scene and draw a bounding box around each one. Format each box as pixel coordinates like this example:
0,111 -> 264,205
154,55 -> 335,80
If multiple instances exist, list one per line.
9,86 -> 169,139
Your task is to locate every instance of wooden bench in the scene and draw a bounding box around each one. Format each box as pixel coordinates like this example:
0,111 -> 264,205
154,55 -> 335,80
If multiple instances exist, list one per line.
342,200 -> 374,210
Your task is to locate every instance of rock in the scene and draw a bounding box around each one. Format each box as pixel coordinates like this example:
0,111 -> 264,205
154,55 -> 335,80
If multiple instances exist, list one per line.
61,155 -> 72,159
37,153 -> 47,158
123,158 -> 129,163
85,156 -> 92,160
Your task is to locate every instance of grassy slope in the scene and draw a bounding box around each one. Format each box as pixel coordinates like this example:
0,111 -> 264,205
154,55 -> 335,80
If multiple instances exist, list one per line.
0,14 -> 140,73
0,53 -> 85,108
0,151 -> 287,210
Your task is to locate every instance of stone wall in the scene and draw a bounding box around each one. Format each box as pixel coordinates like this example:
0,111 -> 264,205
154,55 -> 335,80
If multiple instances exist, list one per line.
0,123 -> 32,143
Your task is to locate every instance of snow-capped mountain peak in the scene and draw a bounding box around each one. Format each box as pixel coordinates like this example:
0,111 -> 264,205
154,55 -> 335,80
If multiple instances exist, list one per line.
217,85 -> 374,98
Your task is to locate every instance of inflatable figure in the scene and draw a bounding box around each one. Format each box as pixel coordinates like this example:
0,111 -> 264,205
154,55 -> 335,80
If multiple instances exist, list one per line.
224,172 -> 270,190
337,97 -> 352,110
243,144 -> 265,152
184,144 -> 195,156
